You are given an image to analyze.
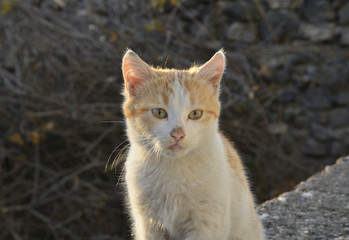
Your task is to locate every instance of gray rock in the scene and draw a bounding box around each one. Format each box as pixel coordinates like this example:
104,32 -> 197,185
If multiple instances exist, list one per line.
258,156 -> 349,239
339,2 -> 349,24
267,0 -> 304,9
300,0 -> 335,23
259,10 -> 300,42
85,0 -> 108,15
312,111 -> 330,125
302,138 -> 328,156
292,129 -> 309,140
336,92 -> 349,106
222,1 -> 261,21
226,22 -> 257,43
331,127 -> 349,144
329,108 -> 349,128
278,87 -> 298,103
302,87 -> 333,110
294,114 -> 311,128
311,123 -> 332,141
300,22 -> 335,42
340,27 -> 349,45
330,142 -> 346,156
284,107 -> 301,122
4,52 -> 15,71
268,122 -> 288,135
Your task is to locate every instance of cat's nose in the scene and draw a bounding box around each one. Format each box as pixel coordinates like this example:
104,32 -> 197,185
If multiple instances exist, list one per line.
170,128 -> 185,141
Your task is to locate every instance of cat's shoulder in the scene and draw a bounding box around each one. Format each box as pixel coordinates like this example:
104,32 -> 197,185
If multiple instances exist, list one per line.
219,132 -> 245,172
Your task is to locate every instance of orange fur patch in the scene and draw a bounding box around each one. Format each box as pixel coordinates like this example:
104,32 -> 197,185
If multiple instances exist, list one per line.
124,108 -> 149,118
206,110 -> 218,119
220,133 -> 248,187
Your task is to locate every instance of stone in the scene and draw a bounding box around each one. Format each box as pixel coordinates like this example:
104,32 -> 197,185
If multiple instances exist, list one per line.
268,122 -> 288,135
226,22 -> 257,43
302,87 -> 333,110
222,1 -> 261,21
54,0 -> 66,8
294,114 -> 311,128
259,10 -> 300,42
339,2 -> 349,24
258,156 -> 349,239
300,23 -> 335,42
284,107 -> 301,122
4,52 -> 15,71
331,127 -> 349,143
267,0 -> 304,9
330,142 -> 346,156
311,123 -> 332,141
292,129 -> 308,141
329,108 -> 349,128
340,27 -> 349,45
278,87 -> 298,103
302,138 -> 328,157
336,92 -> 349,106
312,111 -> 329,125
85,0 -> 108,15
300,0 -> 335,23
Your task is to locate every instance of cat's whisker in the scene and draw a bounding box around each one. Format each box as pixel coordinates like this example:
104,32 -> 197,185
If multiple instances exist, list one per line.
100,120 -> 124,124
106,139 -> 129,172
111,143 -> 130,173
116,164 -> 126,187
142,142 -> 156,164
155,144 -> 163,160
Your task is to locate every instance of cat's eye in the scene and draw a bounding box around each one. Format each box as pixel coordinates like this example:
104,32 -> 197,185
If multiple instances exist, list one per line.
152,108 -> 168,119
188,110 -> 203,120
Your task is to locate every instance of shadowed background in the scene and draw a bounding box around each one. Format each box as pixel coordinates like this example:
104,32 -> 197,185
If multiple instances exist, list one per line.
1,0 -> 349,239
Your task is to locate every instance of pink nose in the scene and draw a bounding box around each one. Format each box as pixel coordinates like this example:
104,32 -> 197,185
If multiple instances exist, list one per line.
170,128 -> 185,141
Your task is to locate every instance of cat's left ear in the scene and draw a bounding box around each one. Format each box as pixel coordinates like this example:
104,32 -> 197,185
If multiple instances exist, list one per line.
122,49 -> 155,96
195,49 -> 225,96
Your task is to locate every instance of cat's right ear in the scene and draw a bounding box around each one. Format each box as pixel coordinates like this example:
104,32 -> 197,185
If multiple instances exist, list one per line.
122,49 -> 154,96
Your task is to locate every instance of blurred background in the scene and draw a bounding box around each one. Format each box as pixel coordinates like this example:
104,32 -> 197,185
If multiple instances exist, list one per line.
1,0 -> 348,239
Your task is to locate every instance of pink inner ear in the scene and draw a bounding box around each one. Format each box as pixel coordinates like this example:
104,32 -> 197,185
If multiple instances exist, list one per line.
122,50 -> 153,96
123,63 -> 147,94
196,51 -> 226,93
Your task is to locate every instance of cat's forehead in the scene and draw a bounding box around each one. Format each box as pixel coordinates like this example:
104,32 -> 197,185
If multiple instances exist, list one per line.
154,70 -> 198,106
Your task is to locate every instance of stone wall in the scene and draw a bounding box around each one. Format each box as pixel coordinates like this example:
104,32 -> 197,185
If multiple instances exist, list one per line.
143,0 -> 349,199
220,0 -> 349,45
188,0 -> 349,198
257,156 -> 349,239
206,0 -> 349,190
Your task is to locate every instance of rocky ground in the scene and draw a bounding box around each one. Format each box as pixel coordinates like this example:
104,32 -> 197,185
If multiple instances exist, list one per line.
1,0 -> 349,239
258,155 -> 349,239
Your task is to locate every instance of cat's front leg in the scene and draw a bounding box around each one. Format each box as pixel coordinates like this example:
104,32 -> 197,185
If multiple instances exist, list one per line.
183,229 -> 226,240
181,219 -> 229,240
131,210 -> 167,240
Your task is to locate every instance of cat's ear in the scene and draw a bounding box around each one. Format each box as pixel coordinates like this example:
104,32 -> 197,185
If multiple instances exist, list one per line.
122,49 -> 155,96
195,49 -> 225,96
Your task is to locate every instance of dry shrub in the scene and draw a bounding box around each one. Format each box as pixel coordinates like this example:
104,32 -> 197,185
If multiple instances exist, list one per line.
1,1 -> 303,239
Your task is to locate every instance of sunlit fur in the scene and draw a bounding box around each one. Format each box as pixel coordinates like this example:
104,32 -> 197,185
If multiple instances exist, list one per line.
122,49 -> 264,240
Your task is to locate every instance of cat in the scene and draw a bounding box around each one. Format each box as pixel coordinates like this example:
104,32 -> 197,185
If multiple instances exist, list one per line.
121,49 -> 264,240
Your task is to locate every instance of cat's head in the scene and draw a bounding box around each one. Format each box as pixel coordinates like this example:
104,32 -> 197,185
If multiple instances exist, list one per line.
122,49 -> 225,159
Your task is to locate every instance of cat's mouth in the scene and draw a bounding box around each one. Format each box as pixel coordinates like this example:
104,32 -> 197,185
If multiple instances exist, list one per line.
168,142 -> 183,151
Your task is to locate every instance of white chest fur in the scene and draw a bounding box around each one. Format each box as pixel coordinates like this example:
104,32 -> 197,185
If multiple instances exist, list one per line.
125,133 -> 234,239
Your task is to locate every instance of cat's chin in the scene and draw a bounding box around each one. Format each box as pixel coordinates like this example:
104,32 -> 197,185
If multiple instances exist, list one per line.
162,145 -> 190,158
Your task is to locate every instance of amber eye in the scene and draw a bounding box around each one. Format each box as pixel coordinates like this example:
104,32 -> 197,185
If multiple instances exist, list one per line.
152,108 -> 167,119
188,110 -> 203,120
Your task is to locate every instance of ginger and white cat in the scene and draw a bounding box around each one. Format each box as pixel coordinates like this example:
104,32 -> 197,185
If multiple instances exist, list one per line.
121,49 -> 264,240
